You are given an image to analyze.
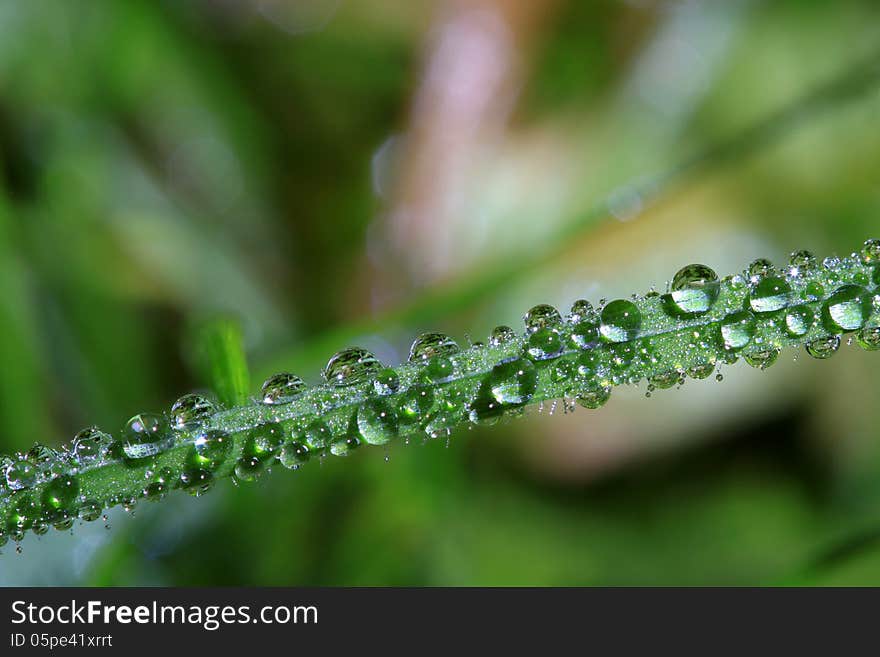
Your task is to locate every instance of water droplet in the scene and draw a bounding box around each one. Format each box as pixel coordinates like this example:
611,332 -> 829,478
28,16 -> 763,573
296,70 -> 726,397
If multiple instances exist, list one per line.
279,441 -> 310,469
687,363 -> 715,380
568,320 -> 599,350
170,393 -> 217,429
805,335 -> 840,359
822,285 -> 872,332
749,276 -> 791,314
575,386 -> 611,409
649,370 -> 680,390
78,500 -> 102,522
788,250 -> 817,276
330,423 -> 360,456
40,475 -> 79,515
301,419 -> 331,450
424,356 -> 455,383
143,482 -> 167,501
189,429 -> 231,471
856,325 -> 880,350
260,373 -> 306,405
71,427 -> 112,463
122,413 -> 172,460
599,299 -> 641,343
5,459 -> 38,491
469,357 -> 537,422
568,299 -> 597,323
357,399 -> 399,445
743,348 -> 780,370
523,304 -> 562,334
860,239 -> 880,266
666,264 -> 719,315
748,258 -> 774,280
784,305 -> 815,337
526,328 -> 563,361
322,347 -> 382,386
488,325 -> 516,347
373,368 -> 400,395
6,493 -> 38,532
180,468 -> 213,496
408,332 -> 460,362
398,386 -> 434,424
720,311 -> 756,349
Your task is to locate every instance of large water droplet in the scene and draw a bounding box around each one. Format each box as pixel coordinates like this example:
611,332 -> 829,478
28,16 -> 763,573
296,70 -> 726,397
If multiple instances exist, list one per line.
747,258 -> 774,280
805,335 -> 840,359
373,368 -> 400,396
784,305 -> 814,337
822,285 -> 872,332
469,357 -> 537,422
576,386 -> 611,409
408,332 -> 460,362
71,427 -> 112,464
357,399 -> 399,445
569,320 -> 599,350
424,356 -> 455,383
189,429 -> 231,471
279,441 -> 310,469
568,299 -> 597,323
398,386 -> 434,424
41,475 -> 80,515
599,300 -> 641,343
687,363 -> 715,380
322,347 -> 382,386
6,493 -> 38,532
301,420 -> 332,451
743,348 -> 780,370
667,264 -> 719,315
788,250 -> 817,276
260,373 -> 306,404
749,276 -> 791,314
649,370 -> 680,390
523,304 -> 562,334
526,328 -> 563,361
720,311 -> 756,349
5,459 -> 38,491
122,413 -> 172,460
170,393 -> 217,429
488,325 -> 516,347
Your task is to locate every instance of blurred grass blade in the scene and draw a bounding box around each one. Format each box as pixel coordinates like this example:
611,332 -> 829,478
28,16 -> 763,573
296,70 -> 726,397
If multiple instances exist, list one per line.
195,317 -> 250,408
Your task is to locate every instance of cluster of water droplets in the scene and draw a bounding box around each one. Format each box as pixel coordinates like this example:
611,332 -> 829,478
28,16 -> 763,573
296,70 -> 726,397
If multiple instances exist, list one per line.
3,239 -> 879,549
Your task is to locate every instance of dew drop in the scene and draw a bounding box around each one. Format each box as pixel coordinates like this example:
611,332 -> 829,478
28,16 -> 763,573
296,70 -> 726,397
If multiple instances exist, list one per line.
822,285 -> 872,332
805,335 -> 840,359
322,347 -> 382,386
71,427 -> 112,463
575,386 -> 611,410
260,373 -> 306,405
860,238 -> 880,267
40,475 -> 80,515
189,429 -> 232,471
649,370 -> 680,390
599,299 -> 641,343
78,500 -> 102,522
122,413 -> 172,460
743,348 -> 781,370
373,368 -> 400,395
279,441 -> 310,469
180,468 -> 213,496
666,264 -> 719,315
569,320 -> 599,350
856,325 -> 880,351
357,398 -> 399,445
526,328 -> 563,361
523,304 -> 562,334
4,459 -> 38,491
687,363 -> 715,380
170,393 -> 217,429
6,493 -> 38,532
784,305 -> 815,337
424,356 -> 455,383
469,357 -> 538,422
720,311 -> 756,349
301,419 -> 332,451
568,299 -> 597,323
749,276 -> 791,314
398,386 -> 435,425
488,325 -> 516,347
788,250 -> 817,276
408,332 -> 460,362
748,258 -> 774,280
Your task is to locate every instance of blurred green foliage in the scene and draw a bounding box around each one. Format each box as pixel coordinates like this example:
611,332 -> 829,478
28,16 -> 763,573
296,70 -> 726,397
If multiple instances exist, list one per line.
1,0 -> 880,585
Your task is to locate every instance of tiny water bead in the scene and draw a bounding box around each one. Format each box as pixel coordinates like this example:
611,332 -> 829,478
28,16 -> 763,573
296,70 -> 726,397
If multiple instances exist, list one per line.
5,459 -> 38,491
260,373 -> 306,405
599,300 -> 641,343
322,347 -> 382,386
279,441 -> 310,469
488,325 -> 516,347
743,348 -> 781,370
805,335 -> 840,359
860,238 -> 880,266
526,328 -> 563,361
469,357 -> 537,422
357,399 -> 399,445
822,285 -> 872,332
720,311 -> 756,349
748,276 -> 791,314
373,368 -> 400,395
784,305 -> 815,337
122,413 -> 172,461
71,427 -> 112,463
408,332 -> 460,362
666,264 -> 720,315
523,304 -> 562,333
170,393 -> 217,429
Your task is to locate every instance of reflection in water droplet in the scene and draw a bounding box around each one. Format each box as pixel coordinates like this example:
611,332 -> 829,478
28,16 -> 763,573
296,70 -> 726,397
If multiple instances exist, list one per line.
860,238 -> 880,266
784,305 -> 814,337
523,304 -> 562,334
687,363 -> 715,380
373,368 -> 400,396
322,347 -> 382,386
822,285 -> 872,332
599,300 -> 641,343
743,348 -> 781,370
526,328 -> 563,361
569,320 -> 599,350
260,373 -> 306,405
720,311 -> 756,349
357,399 -> 399,445
71,427 -> 112,463
649,370 -> 680,390
279,441 -> 310,469
408,332 -> 460,362
788,250 -> 817,276
170,393 -> 217,429
667,264 -> 719,315
189,429 -> 231,471
749,276 -> 791,314
5,459 -> 38,491
469,358 -> 537,423
488,325 -> 516,347
41,475 -> 80,518
748,258 -> 774,280
805,335 -> 840,359
122,413 -> 172,460
568,299 -> 597,323
856,325 -> 880,350
575,386 -> 611,409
